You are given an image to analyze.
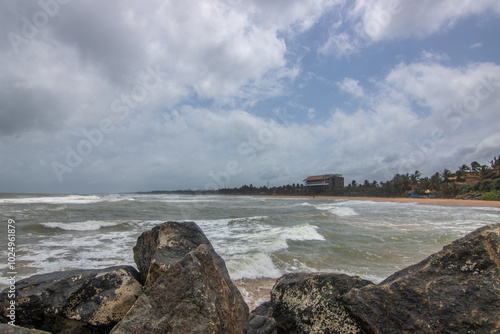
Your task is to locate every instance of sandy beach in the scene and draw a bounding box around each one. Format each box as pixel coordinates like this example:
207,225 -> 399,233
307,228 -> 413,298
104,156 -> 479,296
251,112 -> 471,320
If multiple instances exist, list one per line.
247,195 -> 500,208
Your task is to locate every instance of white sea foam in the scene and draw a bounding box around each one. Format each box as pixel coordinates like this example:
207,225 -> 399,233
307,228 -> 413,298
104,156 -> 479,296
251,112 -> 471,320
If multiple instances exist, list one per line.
42,220 -> 121,231
3,194 -> 498,293
313,203 -> 359,216
21,230 -> 139,278
102,195 -> 136,202
281,223 -> 326,241
325,207 -> 359,217
227,252 -> 282,280
136,194 -> 219,204
195,216 -> 325,279
0,195 -> 102,204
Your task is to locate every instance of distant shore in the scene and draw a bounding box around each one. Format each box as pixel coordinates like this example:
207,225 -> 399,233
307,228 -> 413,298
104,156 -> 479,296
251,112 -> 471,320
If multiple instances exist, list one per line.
242,194 -> 500,208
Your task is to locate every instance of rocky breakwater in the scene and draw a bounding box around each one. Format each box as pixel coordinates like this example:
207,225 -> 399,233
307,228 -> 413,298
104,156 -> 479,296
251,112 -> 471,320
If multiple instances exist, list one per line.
252,223 -> 500,333
1,222 -> 499,333
0,266 -> 143,333
0,221 -> 249,333
111,221 -> 249,333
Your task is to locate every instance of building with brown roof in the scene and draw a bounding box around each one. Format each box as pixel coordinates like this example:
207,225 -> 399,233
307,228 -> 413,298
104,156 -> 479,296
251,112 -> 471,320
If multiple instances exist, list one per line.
303,174 -> 344,192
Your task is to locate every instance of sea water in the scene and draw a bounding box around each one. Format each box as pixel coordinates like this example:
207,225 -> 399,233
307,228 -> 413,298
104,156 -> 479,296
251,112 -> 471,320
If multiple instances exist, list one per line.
1,193 -> 499,308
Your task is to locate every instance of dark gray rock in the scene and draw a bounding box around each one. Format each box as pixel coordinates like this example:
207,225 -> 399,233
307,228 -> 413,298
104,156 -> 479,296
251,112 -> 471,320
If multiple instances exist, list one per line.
271,272 -> 373,334
247,313 -> 277,334
0,323 -> 51,333
252,301 -> 273,317
111,244 -> 249,334
248,301 -> 276,334
0,266 -> 142,334
343,223 -> 500,334
133,221 -> 229,288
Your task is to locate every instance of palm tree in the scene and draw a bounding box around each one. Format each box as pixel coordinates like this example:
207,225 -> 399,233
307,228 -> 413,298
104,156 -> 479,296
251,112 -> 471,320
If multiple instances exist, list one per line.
456,164 -> 470,183
471,161 -> 481,175
459,164 -> 470,174
410,170 -> 421,184
430,172 -> 442,191
418,176 -> 431,192
479,165 -> 492,180
490,155 -> 500,179
442,169 -> 452,183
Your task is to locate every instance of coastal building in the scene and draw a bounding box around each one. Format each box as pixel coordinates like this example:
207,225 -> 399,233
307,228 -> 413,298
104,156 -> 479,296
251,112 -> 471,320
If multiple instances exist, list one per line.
448,172 -> 481,184
303,174 -> 344,192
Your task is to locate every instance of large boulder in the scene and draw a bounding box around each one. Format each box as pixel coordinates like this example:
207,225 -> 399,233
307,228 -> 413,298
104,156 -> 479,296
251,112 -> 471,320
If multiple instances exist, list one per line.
343,223 -> 500,333
111,244 -> 249,333
133,221 -> 229,288
270,272 -> 373,334
0,266 -> 142,334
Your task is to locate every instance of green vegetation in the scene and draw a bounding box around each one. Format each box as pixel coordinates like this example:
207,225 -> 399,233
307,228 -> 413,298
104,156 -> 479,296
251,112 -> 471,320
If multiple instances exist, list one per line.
218,154 -> 500,201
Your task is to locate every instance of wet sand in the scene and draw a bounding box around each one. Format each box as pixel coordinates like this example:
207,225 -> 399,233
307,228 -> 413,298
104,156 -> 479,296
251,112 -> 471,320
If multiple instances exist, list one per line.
247,195 -> 500,208
234,278 -> 276,311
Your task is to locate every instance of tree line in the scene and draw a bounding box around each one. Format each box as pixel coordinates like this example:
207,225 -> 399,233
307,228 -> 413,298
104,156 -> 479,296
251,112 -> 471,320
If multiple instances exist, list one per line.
217,155 -> 500,201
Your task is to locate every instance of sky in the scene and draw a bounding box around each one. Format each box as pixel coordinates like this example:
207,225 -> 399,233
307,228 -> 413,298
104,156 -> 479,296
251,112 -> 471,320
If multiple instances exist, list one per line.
1,0 -> 500,193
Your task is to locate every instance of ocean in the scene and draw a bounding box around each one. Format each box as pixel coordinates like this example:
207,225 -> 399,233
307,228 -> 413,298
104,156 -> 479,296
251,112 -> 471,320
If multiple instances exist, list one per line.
1,193 -> 499,308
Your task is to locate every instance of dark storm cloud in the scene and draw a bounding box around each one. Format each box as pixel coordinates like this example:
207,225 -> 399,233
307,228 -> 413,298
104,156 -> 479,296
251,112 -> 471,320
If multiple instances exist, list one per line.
48,1 -> 148,84
0,0 -> 498,193
0,86 -> 65,136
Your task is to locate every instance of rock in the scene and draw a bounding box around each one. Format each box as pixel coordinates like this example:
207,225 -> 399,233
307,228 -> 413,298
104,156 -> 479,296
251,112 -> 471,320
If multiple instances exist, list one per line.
248,301 -> 276,334
0,323 -> 51,333
133,221 -> 229,288
270,272 -> 373,334
343,223 -> 500,333
247,313 -> 277,334
111,244 -> 249,334
0,266 -> 142,334
252,301 -> 273,317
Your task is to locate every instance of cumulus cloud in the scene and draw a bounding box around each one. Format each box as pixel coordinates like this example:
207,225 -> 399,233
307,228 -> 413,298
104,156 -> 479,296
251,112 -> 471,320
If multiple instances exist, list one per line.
319,0 -> 500,57
0,0 -> 499,193
351,0 -> 500,41
105,61 -> 500,188
1,0 -> 320,137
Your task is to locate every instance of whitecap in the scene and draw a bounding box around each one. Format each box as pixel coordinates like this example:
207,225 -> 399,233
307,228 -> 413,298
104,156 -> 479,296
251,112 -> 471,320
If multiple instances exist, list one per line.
0,195 -> 102,205
313,203 -> 359,216
226,252 -> 282,280
281,223 -> 326,241
325,207 -> 359,217
42,220 -> 121,231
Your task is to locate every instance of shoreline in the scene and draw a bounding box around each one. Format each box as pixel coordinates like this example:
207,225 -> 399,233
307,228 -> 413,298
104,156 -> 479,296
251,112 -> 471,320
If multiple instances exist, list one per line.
240,194 -> 500,208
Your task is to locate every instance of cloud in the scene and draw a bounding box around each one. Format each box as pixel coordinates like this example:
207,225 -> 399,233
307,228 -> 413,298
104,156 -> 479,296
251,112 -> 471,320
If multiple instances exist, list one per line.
469,42 -> 483,49
308,108 -> 316,120
367,60 -> 500,179
0,1 -> 499,193
318,32 -> 361,59
319,0 -> 500,57
3,57 -> 499,192
384,59 -> 500,121
1,0 -> 329,137
338,77 -> 365,98
352,0 -> 500,41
